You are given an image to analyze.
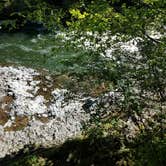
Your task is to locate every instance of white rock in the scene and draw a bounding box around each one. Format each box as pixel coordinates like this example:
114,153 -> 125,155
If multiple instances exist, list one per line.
0,65 -> 90,158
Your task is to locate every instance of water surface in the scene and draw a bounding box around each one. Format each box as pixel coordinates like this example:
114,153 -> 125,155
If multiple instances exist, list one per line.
0,32 -> 82,72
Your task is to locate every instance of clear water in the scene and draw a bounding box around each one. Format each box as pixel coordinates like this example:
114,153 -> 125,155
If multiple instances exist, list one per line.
0,32 -> 83,73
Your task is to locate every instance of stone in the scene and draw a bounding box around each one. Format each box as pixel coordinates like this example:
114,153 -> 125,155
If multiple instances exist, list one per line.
0,65 -> 90,158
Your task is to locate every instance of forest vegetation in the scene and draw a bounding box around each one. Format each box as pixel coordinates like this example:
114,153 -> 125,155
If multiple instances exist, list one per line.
0,0 -> 166,165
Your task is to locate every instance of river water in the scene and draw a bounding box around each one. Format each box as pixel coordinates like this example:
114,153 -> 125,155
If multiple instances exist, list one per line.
0,32 -> 83,73
0,31 -> 141,77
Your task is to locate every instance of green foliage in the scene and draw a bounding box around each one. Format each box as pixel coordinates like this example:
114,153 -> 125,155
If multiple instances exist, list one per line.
0,0 -> 165,165
5,154 -> 53,166
132,132 -> 166,166
67,0 -> 165,36
0,0 -> 64,31
0,0 -> 165,33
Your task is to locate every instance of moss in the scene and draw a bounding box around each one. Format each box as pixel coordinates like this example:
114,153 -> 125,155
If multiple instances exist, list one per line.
1,96 -> 14,105
34,73 -> 72,102
90,82 -> 110,97
36,116 -> 50,123
61,75 -> 111,97
0,95 -> 14,112
0,109 -> 9,126
34,74 -> 54,101
4,116 -> 29,131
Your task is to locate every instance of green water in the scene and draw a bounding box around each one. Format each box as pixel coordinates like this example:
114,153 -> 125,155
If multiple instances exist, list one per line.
0,32 -> 83,73
0,32 -> 107,80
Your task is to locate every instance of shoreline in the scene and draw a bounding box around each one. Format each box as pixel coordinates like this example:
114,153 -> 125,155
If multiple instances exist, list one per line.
0,64 -> 90,158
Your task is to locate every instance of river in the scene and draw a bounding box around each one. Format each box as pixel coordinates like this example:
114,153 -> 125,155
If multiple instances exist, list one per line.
0,32 -> 83,73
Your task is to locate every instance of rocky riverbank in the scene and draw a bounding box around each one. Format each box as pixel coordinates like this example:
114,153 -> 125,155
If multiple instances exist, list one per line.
0,65 -> 165,159
0,65 -> 90,158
